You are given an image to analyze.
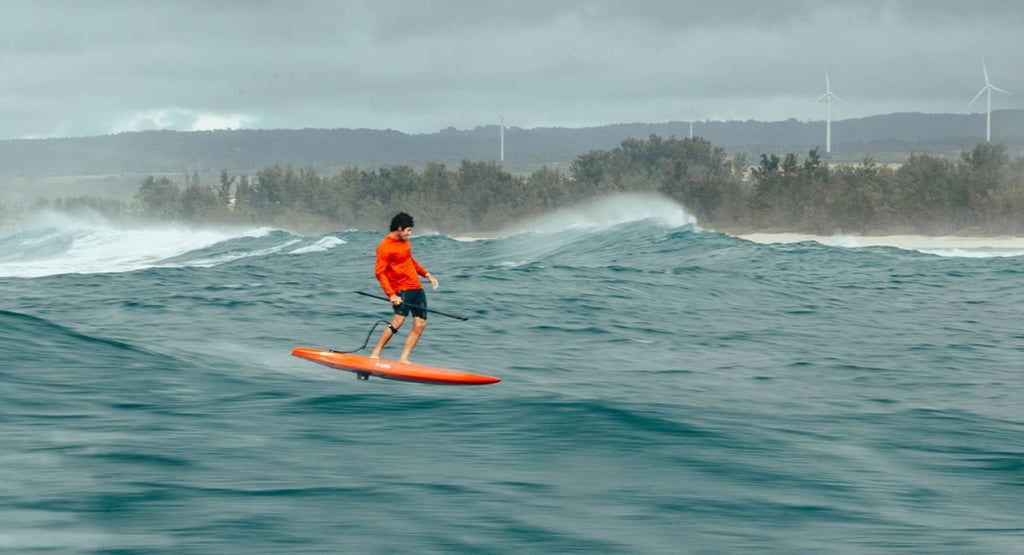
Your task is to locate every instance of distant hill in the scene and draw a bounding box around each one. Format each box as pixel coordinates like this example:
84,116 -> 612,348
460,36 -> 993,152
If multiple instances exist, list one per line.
2,110 -> 1023,204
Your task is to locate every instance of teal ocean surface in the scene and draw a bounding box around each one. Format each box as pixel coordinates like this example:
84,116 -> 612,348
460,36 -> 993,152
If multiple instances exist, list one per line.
2,195 -> 1022,553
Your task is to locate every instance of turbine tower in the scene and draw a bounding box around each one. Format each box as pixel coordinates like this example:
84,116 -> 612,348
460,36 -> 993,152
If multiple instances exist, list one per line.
969,61 -> 1011,142
816,67 -> 845,154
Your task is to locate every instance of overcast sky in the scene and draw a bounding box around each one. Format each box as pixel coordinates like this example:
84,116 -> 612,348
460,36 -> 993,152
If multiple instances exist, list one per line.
2,0 -> 1022,139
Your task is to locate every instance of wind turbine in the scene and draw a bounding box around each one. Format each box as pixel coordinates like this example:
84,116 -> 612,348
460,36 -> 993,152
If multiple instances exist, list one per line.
816,67 -> 846,154
688,109 -> 698,139
969,61 -> 1011,142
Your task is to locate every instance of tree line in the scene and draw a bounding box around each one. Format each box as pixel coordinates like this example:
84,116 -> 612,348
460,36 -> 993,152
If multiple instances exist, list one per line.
15,135 -> 1024,235
567,136 -> 1024,234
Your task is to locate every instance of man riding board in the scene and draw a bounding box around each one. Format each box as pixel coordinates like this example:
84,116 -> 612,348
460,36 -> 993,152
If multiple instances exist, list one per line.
370,212 -> 439,363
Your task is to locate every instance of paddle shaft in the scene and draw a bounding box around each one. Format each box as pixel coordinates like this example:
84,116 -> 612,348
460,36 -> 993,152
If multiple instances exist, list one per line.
352,290 -> 469,321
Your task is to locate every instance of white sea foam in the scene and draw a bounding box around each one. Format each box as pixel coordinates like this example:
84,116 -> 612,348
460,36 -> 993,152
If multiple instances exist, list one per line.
290,236 -> 347,254
737,232 -> 1024,258
919,248 -> 1024,259
465,193 -> 701,267
0,211 -> 278,277
498,193 -> 699,237
179,238 -> 305,268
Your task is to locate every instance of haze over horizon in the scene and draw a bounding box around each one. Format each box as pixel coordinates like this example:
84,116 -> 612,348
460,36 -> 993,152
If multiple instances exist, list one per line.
2,1 -> 1023,140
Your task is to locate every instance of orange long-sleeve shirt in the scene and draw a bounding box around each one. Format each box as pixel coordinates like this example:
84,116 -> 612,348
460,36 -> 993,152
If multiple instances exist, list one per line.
374,235 -> 427,297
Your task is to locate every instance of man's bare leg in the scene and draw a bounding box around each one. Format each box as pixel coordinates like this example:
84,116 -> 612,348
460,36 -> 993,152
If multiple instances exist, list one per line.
398,317 -> 427,363
370,314 -> 405,358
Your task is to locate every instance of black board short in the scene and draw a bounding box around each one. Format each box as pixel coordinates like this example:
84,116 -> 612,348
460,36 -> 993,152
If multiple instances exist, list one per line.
394,288 -> 427,319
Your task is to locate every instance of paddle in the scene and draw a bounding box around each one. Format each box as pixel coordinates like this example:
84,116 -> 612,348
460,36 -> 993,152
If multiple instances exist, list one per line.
339,290 -> 470,321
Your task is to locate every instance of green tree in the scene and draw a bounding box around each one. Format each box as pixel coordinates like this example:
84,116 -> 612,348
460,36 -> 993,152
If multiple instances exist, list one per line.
895,154 -> 960,230
179,183 -> 218,221
527,166 -> 570,211
457,160 -> 517,228
217,169 -> 236,207
233,175 -> 253,221
570,151 -> 606,189
960,142 -> 1009,222
750,153 -> 783,225
134,176 -> 181,219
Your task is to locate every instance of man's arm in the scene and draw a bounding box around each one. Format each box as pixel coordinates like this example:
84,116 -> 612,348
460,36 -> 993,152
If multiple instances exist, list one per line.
374,252 -> 396,297
414,258 -> 439,290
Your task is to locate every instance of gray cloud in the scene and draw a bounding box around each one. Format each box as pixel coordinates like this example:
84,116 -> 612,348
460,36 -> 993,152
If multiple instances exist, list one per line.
1,0 -> 1022,138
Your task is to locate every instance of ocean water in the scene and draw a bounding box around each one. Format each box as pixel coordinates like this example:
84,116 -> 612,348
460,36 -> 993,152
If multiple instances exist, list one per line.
2,195 -> 1022,554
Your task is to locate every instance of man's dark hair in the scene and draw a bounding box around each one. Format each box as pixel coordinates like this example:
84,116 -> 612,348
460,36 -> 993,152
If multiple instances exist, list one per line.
390,212 -> 414,231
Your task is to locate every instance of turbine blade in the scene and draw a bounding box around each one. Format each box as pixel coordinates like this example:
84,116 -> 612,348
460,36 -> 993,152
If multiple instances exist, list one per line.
992,85 -> 1011,95
969,86 -> 987,108
832,93 -> 848,104
983,61 -> 990,85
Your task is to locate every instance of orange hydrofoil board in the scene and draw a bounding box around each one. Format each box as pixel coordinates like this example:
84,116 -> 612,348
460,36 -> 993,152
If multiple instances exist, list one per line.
291,348 -> 500,385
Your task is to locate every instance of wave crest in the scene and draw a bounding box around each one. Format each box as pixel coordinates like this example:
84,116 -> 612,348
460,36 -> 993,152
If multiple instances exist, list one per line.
499,193 -> 698,237
0,211 -> 343,278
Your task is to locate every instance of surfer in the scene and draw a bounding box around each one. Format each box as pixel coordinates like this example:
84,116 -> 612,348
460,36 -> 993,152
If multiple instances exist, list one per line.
370,212 -> 439,363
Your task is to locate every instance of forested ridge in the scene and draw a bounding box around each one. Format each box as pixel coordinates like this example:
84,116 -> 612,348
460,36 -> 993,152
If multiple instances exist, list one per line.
15,135 -> 1024,235
3,110 -> 1023,179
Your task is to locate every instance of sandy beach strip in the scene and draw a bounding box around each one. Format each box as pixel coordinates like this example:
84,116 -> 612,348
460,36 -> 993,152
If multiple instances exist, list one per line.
736,232 -> 1024,256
